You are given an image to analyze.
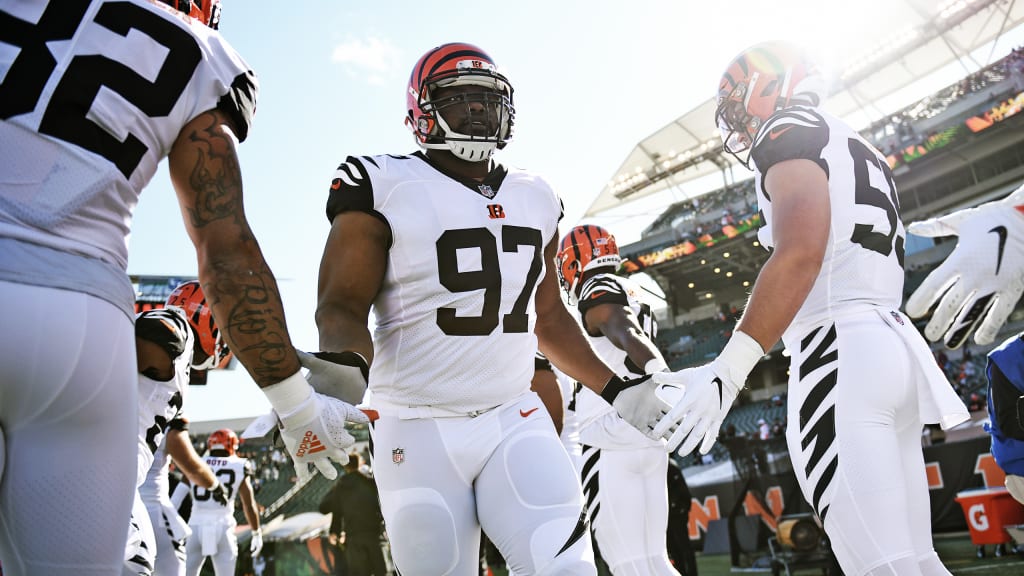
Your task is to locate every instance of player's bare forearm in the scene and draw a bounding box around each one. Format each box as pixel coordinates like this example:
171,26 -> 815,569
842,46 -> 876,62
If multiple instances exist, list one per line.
170,109 -> 299,386
166,429 -> 218,489
736,249 -> 820,351
737,159 -> 829,350
240,480 -> 260,530
588,305 -> 663,369
530,369 -> 564,434
315,212 -> 387,362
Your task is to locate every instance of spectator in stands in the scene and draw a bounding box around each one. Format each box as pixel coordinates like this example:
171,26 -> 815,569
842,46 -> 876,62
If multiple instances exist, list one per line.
319,452 -> 387,576
757,418 -> 771,440
654,41 -> 968,576
985,332 -> 1024,506
556,224 -> 680,575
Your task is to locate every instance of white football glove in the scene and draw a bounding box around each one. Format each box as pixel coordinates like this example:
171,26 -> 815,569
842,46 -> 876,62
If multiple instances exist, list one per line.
256,371 -> 369,483
297,350 -> 368,406
599,374 -> 671,440
250,529 -> 264,557
906,187 -> 1024,348
652,331 -> 764,456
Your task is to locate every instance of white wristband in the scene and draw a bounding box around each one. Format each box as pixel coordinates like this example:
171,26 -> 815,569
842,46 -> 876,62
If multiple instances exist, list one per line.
261,370 -> 313,416
644,357 -> 669,374
717,330 -> 765,388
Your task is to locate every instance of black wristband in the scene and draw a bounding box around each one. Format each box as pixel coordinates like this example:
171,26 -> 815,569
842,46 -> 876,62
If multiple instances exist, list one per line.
600,375 -> 629,403
312,351 -> 370,381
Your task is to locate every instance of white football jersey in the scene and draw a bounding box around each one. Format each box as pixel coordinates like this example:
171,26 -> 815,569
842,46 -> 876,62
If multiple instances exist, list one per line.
190,454 -> 251,523
135,306 -> 194,485
0,0 -> 257,318
326,152 -> 563,412
751,107 -> 905,337
571,273 -> 659,430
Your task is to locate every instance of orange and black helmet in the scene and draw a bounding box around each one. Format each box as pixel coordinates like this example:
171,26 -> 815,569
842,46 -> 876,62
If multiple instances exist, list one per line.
208,428 -> 239,455
405,42 -> 514,162
715,41 -> 825,168
159,0 -> 221,29
166,280 -> 226,370
556,225 -> 620,305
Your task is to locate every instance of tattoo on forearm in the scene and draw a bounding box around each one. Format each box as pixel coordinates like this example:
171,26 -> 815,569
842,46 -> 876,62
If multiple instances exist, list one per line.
184,113 -> 244,230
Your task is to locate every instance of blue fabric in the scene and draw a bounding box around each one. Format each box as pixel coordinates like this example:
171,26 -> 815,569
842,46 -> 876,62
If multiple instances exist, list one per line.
987,334 -> 1024,475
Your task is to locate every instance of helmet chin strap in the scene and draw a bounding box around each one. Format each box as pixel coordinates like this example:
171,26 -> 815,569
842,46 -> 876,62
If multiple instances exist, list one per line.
433,114 -> 498,162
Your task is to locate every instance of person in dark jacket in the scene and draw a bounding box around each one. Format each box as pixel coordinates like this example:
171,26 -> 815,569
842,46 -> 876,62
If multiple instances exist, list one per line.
319,452 -> 388,576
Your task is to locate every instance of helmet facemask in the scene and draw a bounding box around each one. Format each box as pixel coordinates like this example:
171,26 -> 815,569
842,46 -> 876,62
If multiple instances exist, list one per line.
407,52 -> 515,162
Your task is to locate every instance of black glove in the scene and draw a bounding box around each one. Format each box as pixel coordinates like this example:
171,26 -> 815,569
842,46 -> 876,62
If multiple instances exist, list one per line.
210,481 -> 230,506
599,374 -> 663,439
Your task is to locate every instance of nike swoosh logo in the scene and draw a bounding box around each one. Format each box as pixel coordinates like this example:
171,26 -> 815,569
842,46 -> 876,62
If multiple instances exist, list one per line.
712,376 -> 723,406
520,407 -> 539,418
331,179 -> 342,190
768,126 -> 793,140
990,225 -> 1008,275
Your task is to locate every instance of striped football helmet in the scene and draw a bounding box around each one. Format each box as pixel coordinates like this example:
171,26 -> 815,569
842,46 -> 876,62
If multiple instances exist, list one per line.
159,0 -> 221,29
405,42 -> 515,162
166,280 -> 227,370
208,428 -> 239,455
715,41 -> 826,168
557,225 -> 621,305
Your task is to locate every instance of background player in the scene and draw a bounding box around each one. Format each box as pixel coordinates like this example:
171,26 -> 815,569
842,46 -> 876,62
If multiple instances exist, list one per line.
557,224 -> 679,575
0,2 -> 364,572
127,281 -> 230,575
653,41 -> 968,576
315,41 -> 689,576
185,429 -> 261,576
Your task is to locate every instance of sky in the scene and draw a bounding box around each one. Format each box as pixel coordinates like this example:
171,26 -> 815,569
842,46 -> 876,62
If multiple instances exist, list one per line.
126,0 -> 1024,423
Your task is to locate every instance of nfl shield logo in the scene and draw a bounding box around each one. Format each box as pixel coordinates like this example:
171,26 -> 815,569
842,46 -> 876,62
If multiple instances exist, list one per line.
478,184 -> 496,199
890,311 -> 904,326
392,448 -> 405,465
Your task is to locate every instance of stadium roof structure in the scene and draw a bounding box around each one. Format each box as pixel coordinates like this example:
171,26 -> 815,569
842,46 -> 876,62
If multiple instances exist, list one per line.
584,0 -> 1024,217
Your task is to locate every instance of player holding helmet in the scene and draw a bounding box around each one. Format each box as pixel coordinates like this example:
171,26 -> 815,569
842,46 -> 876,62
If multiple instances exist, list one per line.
315,42 -> 691,575
0,2 -> 363,573
652,41 -> 968,576
556,224 -> 679,575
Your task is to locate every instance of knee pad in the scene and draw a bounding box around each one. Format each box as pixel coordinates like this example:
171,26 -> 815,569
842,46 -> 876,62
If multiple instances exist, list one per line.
504,430 -> 580,508
383,487 -> 460,576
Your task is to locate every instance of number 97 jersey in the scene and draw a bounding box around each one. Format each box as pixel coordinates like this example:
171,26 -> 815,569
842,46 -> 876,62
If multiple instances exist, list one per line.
326,152 -> 563,413
751,107 -> 905,333
0,0 -> 257,273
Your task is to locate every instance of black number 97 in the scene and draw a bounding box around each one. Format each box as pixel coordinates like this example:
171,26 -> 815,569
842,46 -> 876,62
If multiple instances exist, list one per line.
435,226 -> 544,336
0,1 -> 201,177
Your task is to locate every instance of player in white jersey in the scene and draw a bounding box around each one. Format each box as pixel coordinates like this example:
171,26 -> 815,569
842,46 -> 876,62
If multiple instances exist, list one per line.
557,225 -> 679,576
315,42 -> 693,576
0,2 -> 365,572
131,281 -> 231,576
654,42 -> 969,576
185,428 -> 261,576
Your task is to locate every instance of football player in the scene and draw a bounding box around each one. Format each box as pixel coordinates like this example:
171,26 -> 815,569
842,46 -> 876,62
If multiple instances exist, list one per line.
557,225 -> 679,575
652,42 -> 968,576
131,281 -> 233,576
905,182 -> 1024,349
0,2 -> 362,573
185,428 -> 261,576
315,42 -> 692,576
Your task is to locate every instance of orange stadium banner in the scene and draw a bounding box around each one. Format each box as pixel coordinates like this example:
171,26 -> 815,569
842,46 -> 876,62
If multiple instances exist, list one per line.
965,90 -> 1024,133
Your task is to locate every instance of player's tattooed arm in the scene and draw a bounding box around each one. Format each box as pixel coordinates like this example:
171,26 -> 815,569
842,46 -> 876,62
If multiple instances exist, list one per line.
169,109 -> 300,386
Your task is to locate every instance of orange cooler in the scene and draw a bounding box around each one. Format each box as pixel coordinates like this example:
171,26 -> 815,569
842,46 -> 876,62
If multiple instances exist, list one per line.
955,487 -> 1024,546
